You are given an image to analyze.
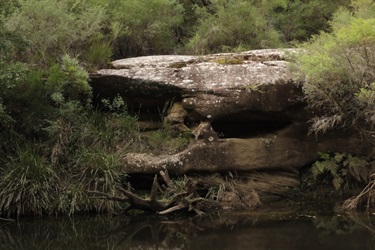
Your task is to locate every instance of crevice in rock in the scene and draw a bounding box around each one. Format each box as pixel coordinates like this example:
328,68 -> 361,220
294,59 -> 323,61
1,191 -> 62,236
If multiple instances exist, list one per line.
211,111 -> 292,139
212,120 -> 291,138
90,75 -> 183,121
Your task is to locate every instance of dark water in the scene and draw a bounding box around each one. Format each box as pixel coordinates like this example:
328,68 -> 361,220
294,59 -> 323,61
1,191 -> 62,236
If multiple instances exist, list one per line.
1,206 -> 375,250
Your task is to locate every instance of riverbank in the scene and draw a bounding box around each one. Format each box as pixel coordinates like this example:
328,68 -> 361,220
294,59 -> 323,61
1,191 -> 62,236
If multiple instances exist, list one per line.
1,199 -> 375,250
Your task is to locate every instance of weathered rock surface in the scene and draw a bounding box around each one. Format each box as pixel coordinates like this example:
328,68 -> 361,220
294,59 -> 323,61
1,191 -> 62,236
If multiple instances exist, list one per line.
91,49 -> 301,120
90,49 -> 368,199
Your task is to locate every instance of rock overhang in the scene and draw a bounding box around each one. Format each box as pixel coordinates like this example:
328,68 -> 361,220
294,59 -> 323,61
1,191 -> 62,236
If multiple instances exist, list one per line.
90,49 -> 314,175
89,48 -> 371,199
91,49 -> 303,120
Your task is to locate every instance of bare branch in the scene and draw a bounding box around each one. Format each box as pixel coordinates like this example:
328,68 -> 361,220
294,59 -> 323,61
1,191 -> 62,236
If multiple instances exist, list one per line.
117,186 -> 167,211
158,203 -> 187,215
160,170 -> 171,186
150,175 -> 159,202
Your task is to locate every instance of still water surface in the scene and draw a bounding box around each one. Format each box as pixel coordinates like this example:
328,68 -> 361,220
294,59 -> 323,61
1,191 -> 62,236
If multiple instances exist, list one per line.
1,205 -> 375,250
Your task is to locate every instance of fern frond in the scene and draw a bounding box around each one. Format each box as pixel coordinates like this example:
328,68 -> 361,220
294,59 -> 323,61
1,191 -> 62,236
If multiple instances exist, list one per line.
309,115 -> 343,135
325,161 -> 339,177
347,155 -> 369,182
333,177 -> 344,190
334,152 -> 345,163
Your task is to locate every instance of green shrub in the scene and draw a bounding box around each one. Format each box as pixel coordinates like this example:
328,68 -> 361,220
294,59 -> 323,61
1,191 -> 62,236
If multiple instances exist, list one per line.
6,0 -> 105,66
103,0 -> 184,58
0,55 -> 92,141
295,0 -> 375,138
59,55 -> 92,104
304,152 -> 369,191
0,61 -> 28,90
186,0 -> 282,54
83,37 -> 113,70
272,0 -> 350,43
0,0 -> 27,61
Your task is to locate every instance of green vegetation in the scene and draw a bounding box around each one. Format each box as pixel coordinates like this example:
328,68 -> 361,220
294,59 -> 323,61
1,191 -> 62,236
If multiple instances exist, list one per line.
1,0 -> 352,65
141,129 -> 191,154
0,54 -> 190,216
213,57 -> 244,65
0,0 -> 374,216
302,152 -> 369,191
295,0 -> 375,210
184,0 -> 351,54
296,0 -> 375,138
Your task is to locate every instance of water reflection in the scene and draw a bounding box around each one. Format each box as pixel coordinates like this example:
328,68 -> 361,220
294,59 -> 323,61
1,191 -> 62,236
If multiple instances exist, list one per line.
1,211 -> 375,249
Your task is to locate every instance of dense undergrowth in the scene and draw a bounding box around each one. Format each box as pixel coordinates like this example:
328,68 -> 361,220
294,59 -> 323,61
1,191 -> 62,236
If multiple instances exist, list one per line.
0,55 -> 191,217
1,0 -> 351,68
295,0 -> 375,211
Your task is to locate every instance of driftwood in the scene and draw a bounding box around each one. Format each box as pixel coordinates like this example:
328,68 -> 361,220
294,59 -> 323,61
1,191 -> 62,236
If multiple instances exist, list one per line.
88,170 -> 262,215
88,170 -> 211,215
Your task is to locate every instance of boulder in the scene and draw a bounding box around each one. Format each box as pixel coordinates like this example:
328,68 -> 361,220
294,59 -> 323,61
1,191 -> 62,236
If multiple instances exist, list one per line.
91,49 -> 301,120
90,49 -> 368,199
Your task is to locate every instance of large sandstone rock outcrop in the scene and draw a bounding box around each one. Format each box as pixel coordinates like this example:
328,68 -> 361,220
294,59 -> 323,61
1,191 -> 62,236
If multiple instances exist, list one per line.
90,49 -> 367,199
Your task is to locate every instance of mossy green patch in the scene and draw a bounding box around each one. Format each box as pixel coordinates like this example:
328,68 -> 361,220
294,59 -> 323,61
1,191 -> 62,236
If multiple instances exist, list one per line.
168,62 -> 188,68
213,56 -> 244,65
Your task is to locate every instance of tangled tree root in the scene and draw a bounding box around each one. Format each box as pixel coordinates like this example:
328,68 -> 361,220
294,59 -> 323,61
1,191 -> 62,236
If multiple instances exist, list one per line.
88,170 -> 260,215
341,173 -> 375,212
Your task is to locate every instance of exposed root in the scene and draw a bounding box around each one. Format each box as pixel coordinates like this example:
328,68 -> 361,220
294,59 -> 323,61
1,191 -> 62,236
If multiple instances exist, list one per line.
89,170 -> 207,215
88,171 -> 261,215
341,173 -> 375,212
159,170 -> 171,187
158,203 -> 186,215
0,217 -> 15,222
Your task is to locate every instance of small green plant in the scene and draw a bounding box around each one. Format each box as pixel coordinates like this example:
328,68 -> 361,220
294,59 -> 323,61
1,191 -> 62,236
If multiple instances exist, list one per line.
167,62 -> 188,68
245,83 -> 264,93
306,152 -> 369,190
205,172 -> 237,200
83,38 -> 113,70
137,99 -> 191,154
101,94 -> 128,114
141,128 -> 190,154
213,57 -> 244,65
60,54 -> 92,104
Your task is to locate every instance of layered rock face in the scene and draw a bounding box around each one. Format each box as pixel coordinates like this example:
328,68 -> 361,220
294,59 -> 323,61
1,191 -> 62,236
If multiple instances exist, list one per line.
90,49 -> 367,200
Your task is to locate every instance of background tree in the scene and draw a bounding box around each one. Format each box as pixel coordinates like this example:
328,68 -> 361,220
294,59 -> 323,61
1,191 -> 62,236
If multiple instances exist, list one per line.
3,0 -> 353,62
99,0 -> 184,58
272,0 -> 351,43
6,0 -> 185,65
185,0 -> 283,54
6,0 -> 106,67
184,0 -> 351,54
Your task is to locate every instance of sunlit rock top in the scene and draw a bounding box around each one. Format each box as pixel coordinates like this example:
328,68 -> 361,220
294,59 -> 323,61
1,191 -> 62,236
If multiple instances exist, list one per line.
97,49 -> 296,91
